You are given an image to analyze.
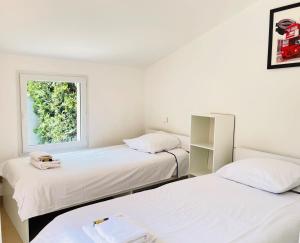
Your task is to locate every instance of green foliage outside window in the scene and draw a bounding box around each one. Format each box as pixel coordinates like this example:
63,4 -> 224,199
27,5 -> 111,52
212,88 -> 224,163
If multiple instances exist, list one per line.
27,81 -> 78,144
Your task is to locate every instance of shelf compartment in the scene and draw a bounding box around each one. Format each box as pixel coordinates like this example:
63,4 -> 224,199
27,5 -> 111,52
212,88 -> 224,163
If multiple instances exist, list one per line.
189,146 -> 213,176
190,115 -> 215,146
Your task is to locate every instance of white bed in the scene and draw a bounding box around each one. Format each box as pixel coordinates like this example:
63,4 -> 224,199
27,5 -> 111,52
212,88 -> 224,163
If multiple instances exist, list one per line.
31,147 -> 300,243
3,145 -> 189,221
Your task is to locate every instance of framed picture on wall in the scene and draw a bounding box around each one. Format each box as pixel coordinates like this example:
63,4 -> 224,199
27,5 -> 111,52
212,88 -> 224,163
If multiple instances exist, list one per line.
268,2 -> 300,69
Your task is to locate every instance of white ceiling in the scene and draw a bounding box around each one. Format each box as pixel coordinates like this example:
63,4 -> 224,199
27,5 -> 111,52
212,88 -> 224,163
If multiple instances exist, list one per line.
0,0 -> 256,67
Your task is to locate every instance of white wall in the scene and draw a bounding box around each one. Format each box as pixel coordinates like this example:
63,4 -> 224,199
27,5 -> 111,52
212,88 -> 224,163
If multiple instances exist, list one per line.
0,53 -> 145,163
145,0 -> 300,158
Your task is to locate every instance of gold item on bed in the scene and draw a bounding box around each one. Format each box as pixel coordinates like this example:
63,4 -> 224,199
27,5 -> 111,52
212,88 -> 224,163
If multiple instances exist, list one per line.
93,217 -> 109,226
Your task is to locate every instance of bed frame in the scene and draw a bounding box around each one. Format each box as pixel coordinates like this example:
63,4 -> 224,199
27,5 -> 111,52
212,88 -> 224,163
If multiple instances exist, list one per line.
3,131 -> 191,243
234,147 -> 300,165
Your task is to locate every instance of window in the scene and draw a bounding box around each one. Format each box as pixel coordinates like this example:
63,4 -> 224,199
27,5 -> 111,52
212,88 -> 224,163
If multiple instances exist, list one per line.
20,73 -> 87,153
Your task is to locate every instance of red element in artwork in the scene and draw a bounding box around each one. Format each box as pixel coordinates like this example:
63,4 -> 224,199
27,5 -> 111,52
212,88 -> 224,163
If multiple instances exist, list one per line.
277,20 -> 300,60
281,44 -> 300,58
285,23 -> 300,39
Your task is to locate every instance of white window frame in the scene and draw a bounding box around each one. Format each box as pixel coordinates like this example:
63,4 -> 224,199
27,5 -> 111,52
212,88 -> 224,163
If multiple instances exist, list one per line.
20,73 -> 88,153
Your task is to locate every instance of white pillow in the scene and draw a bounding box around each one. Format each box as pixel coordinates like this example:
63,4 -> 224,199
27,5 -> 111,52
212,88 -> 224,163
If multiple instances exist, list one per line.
123,132 -> 180,154
216,158 -> 300,193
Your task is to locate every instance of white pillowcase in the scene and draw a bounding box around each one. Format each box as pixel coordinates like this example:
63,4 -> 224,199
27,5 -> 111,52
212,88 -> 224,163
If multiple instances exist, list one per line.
216,158 -> 300,193
123,132 -> 180,154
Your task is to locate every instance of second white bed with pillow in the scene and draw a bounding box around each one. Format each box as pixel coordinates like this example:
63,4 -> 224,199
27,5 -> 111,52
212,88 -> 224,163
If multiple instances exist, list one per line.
32,174 -> 300,243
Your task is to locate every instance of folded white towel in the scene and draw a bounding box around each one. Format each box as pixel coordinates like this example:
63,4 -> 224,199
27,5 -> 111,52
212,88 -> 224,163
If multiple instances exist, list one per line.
82,224 -> 107,243
30,151 -> 53,162
31,159 -> 61,170
94,215 -> 155,243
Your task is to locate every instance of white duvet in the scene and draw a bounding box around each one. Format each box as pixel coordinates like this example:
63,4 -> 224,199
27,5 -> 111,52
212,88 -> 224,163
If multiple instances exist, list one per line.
2,145 -> 189,221
32,175 -> 300,243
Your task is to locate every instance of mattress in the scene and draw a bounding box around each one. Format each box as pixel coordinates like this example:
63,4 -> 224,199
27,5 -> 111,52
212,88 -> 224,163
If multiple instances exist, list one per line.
2,145 -> 189,221
32,174 -> 300,243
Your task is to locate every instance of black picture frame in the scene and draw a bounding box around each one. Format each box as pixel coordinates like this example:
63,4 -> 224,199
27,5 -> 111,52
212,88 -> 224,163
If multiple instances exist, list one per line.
267,2 -> 300,69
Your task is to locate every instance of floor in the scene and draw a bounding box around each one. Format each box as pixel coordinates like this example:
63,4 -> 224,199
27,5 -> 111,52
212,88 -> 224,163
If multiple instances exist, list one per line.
0,199 -> 22,243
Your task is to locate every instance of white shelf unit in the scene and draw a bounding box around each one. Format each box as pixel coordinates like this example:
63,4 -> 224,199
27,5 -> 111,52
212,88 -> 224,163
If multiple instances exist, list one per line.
190,113 -> 235,176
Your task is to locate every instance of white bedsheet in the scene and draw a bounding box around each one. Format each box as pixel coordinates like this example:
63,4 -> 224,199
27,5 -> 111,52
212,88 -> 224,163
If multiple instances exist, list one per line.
32,175 -> 300,243
2,145 -> 189,221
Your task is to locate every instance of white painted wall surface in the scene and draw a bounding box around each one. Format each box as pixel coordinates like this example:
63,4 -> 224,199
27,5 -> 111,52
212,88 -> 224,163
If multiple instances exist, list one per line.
144,0 -> 300,158
0,54 -> 144,163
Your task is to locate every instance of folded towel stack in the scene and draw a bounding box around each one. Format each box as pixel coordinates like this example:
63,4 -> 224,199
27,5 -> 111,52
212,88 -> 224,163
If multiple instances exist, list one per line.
31,151 -> 53,162
30,151 -> 61,170
82,215 -> 156,243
